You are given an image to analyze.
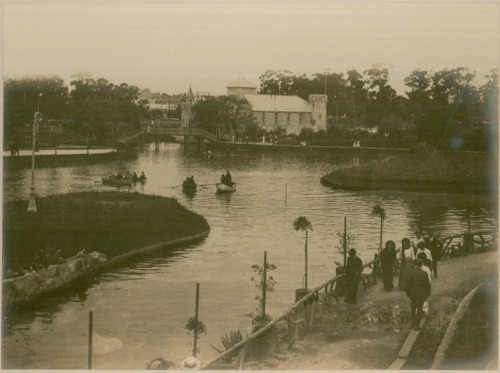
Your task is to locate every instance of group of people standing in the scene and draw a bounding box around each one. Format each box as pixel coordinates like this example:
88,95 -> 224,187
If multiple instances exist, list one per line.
344,231 -> 442,331
379,231 -> 442,330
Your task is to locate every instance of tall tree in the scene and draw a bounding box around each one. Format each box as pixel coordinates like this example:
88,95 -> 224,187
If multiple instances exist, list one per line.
480,68 -> 499,126
4,75 -> 69,141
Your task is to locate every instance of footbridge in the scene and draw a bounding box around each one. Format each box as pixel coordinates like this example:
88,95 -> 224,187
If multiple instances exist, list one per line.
119,127 -> 219,148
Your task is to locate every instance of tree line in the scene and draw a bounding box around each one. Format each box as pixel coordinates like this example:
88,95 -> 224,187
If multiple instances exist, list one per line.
4,65 -> 498,151
4,75 -> 150,146
254,65 -> 498,150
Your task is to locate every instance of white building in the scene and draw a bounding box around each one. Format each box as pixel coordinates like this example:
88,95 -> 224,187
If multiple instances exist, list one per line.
226,77 -> 327,135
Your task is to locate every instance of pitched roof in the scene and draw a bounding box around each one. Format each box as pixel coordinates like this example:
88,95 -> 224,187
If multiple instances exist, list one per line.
244,94 -> 311,113
226,77 -> 258,89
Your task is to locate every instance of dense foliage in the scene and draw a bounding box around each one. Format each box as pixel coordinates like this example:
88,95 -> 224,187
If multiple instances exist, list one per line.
190,95 -> 257,140
4,75 -> 150,146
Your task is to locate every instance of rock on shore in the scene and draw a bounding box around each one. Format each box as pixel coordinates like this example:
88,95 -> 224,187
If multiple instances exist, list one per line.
3,249 -> 107,310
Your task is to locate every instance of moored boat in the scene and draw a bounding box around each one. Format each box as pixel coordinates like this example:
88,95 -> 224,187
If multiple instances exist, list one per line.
216,182 -> 236,193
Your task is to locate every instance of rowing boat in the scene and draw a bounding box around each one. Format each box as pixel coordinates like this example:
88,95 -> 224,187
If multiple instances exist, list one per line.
216,182 -> 236,193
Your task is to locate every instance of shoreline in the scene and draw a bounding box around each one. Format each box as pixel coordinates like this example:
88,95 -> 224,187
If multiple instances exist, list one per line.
2,229 -> 210,311
320,152 -> 496,195
320,172 -> 494,194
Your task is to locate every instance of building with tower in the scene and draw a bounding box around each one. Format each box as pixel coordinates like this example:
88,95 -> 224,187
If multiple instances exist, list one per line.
180,78 -> 327,135
226,77 -> 327,134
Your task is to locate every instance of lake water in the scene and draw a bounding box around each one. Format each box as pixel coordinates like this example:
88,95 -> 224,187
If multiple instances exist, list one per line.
2,142 -> 497,369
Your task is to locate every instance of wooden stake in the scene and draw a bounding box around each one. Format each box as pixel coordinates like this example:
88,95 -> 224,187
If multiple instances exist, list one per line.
88,311 -> 93,370
262,252 -> 267,319
343,217 -> 347,268
305,230 -> 308,290
193,283 -> 200,357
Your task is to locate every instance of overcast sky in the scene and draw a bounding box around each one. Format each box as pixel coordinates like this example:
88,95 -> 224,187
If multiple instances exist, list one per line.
3,1 -> 499,96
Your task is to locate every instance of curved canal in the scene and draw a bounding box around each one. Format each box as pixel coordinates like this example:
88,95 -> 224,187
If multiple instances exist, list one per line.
2,143 -> 497,369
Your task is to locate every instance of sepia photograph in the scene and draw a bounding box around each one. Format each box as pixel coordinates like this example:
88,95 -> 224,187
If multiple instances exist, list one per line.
2,0 -> 499,370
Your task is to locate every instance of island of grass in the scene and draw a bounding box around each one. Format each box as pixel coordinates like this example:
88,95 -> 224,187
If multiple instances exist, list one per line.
3,191 -> 210,309
321,145 -> 497,195
3,191 -> 210,276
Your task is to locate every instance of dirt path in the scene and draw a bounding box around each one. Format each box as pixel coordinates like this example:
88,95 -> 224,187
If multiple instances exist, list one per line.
264,251 -> 497,370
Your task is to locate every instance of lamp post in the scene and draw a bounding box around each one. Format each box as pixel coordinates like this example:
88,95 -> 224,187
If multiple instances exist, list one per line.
27,111 -> 42,212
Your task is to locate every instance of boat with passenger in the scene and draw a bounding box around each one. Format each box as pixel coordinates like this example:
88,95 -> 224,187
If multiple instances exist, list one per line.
101,171 -> 146,187
216,182 -> 236,193
182,176 -> 197,196
217,170 -> 236,193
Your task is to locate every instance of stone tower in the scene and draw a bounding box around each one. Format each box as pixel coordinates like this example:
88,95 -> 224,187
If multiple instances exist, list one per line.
308,94 -> 327,132
180,85 -> 195,128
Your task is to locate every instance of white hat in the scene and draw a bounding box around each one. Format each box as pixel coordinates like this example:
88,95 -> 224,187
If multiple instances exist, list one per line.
180,356 -> 201,370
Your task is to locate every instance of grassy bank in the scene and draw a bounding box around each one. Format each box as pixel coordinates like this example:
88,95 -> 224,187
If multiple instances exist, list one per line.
3,149 -> 137,170
3,191 -> 210,276
321,150 -> 497,194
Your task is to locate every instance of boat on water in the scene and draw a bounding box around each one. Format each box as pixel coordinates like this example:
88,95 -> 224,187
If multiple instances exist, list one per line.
101,173 -> 146,187
216,182 -> 236,193
182,178 -> 197,196
102,176 -> 134,187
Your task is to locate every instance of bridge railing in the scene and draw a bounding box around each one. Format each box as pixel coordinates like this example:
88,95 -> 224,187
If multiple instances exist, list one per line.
441,230 -> 496,257
202,257 -> 378,369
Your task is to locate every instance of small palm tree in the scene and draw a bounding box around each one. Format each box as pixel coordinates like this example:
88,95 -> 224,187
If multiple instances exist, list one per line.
372,203 -> 387,253
293,216 -> 313,290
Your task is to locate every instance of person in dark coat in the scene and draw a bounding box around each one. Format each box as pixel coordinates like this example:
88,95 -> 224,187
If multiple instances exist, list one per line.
406,259 -> 431,330
345,248 -> 363,304
380,240 -> 397,291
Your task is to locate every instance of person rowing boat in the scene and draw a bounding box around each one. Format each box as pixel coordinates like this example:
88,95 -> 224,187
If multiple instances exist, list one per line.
220,170 -> 234,186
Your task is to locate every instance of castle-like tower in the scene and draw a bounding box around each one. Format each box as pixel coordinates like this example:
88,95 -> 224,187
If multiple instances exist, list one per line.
308,94 -> 327,132
180,85 -> 195,128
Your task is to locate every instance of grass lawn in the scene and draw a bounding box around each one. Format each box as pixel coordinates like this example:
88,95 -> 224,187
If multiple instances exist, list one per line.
3,191 -> 209,275
322,150 -> 496,194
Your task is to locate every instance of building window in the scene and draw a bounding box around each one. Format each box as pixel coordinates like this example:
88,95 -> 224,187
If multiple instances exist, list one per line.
275,112 -> 278,125
299,113 -> 302,125
262,112 -> 265,125
287,113 -> 290,126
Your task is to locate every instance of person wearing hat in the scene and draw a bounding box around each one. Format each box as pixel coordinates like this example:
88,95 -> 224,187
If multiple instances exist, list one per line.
180,356 -> 201,370
345,248 -> 363,304
406,259 -> 431,330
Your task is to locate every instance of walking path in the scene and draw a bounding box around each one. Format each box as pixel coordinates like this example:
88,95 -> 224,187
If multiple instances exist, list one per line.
266,251 -> 497,370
